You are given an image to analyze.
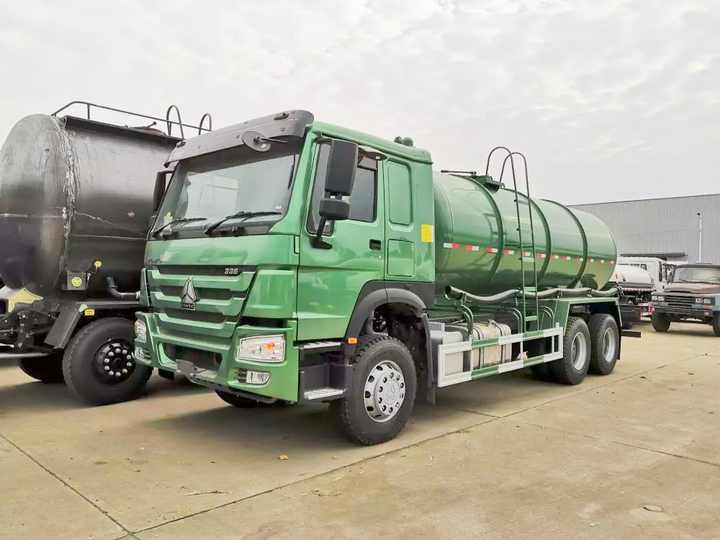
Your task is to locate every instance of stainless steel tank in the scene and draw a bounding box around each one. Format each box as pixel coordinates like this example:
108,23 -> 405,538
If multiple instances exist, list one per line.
0,114 -> 179,297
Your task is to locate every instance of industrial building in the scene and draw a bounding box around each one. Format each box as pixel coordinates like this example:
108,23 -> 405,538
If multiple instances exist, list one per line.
570,193 -> 720,265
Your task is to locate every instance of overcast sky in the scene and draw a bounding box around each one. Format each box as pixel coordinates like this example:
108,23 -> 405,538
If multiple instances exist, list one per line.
1,0 -> 717,204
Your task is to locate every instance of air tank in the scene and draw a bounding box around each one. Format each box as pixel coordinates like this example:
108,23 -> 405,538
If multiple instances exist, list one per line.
0,114 -> 179,297
433,172 -> 617,296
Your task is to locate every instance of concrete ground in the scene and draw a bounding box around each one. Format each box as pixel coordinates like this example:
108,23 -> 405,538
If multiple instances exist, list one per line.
1,321 -> 719,539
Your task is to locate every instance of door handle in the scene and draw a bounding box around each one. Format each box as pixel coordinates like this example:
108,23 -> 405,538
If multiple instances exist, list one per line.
369,239 -> 382,250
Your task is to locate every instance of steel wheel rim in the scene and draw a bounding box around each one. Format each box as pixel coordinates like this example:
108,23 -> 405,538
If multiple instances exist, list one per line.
363,360 -> 405,423
602,328 -> 616,363
94,339 -> 135,384
570,332 -> 588,371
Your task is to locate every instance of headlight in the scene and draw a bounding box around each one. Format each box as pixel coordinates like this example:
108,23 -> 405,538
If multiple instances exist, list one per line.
236,335 -> 285,363
704,298 -> 714,305
653,295 -> 664,302
134,320 -> 147,343
695,297 -> 705,304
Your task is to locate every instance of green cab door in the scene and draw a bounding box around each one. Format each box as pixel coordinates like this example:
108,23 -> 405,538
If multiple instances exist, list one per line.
297,141 -> 385,341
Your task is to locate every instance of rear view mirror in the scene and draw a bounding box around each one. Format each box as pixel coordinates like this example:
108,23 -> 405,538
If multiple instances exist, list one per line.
324,139 -> 358,195
319,197 -> 350,221
153,170 -> 172,212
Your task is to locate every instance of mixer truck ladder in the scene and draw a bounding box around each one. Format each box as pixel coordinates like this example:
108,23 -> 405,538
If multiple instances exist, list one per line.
485,147 -> 541,333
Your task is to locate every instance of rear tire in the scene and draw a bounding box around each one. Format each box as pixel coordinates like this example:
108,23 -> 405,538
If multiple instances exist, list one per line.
549,317 -> 591,385
651,312 -> 671,332
588,314 -> 619,375
18,353 -> 64,383
63,318 -> 152,405
330,335 -> 417,445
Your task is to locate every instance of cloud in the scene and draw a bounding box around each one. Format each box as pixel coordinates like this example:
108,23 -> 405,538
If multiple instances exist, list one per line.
1,0 -> 718,203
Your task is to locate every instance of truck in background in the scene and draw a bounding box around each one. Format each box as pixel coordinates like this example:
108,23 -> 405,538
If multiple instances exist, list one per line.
134,110 -> 625,444
0,102 -> 211,404
618,256 -> 680,292
609,264 -> 654,328
651,263 -> 720,335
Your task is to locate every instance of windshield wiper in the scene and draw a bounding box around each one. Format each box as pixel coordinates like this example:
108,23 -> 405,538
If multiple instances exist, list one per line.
204,211 -> 282,236
152,217 -> 208,238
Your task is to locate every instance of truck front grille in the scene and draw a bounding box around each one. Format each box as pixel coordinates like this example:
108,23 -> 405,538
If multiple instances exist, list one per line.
665,295 -> 694,308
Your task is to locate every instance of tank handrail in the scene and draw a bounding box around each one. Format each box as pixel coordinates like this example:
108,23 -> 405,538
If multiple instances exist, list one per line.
483,146 -> 512,176
52,101 -> 210,135
198,113 -> 213,135
165,105 -> 185,139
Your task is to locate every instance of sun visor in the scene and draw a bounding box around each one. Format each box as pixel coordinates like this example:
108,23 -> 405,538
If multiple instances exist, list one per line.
164,110 -> 314,166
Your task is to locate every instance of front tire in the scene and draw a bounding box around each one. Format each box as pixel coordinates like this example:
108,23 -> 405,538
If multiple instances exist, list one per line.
330,335 -> 417,445
18,353 -> 64,383
62,317 -> 152,405
549,317 -> 591,385
651,312 -> 671,332
588,314 -> 619,375
713,314 -> 720,337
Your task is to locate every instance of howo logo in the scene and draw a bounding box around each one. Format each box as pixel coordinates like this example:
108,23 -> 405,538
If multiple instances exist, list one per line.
180,278 -> 198,310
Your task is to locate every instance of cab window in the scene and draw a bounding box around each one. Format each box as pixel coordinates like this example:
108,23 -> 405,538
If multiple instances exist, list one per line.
308,143 -> 377,233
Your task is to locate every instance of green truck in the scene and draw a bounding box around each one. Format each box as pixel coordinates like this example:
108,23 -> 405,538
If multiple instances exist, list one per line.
134,110 -> 622,444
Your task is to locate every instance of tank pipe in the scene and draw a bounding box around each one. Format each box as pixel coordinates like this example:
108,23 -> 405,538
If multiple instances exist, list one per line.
446,285 -> 617,303
106,276 -> 139,301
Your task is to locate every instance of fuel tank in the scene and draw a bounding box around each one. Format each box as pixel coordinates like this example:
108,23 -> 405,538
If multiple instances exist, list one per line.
0,114 -> 179,297
433,172 -> 617,296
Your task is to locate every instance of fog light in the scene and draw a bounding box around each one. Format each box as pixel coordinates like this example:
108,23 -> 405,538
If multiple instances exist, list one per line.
134,320 -> 147,343
244,370 -> 270,385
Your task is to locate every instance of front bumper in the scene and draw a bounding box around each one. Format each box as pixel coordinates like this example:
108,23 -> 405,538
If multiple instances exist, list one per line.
135,312 -> 300,402
651,303 -> 716,320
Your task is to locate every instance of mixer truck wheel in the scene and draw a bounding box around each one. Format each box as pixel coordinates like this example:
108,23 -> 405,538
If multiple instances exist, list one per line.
330,335 -> 417,445
17,353 -> 64,383
651,313 -> 670,333
62,317 -> 152,405
588,314 -> 619,375
549,317 -> 591,385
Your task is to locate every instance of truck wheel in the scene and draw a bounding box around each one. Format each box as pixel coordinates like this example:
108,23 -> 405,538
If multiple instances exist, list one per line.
713,314 -> 720,337
330,335 -> 417,445
215,390 -> 277,408
549,317 -> 591,385
588,314 -> 619,375
62,317 -> 152,405
17,353 -> 64,383
651,313 -> 671,333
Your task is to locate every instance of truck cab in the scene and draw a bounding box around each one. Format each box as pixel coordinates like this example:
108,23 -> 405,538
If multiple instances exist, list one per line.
651,263 -> 720,335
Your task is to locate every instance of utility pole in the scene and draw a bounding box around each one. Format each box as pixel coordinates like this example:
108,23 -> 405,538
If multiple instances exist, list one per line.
697,211 -> 703,263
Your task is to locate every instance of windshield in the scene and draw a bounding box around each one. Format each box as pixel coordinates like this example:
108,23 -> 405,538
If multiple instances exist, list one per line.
672,266 -> 720,284
153,141 -> 300,237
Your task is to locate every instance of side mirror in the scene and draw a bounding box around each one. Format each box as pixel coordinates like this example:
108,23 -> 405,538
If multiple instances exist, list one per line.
318,198 -> 350,221
153,170 -> 172,212
324,139 -> 358,196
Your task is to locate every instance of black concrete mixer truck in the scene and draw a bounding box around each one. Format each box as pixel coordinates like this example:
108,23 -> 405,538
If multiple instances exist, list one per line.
0,102 -> 211,404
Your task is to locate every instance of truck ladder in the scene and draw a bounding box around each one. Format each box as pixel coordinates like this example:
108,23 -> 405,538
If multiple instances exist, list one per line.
485,147 -> 541,333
